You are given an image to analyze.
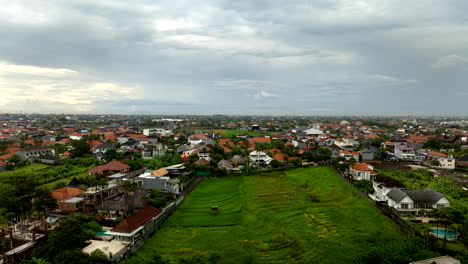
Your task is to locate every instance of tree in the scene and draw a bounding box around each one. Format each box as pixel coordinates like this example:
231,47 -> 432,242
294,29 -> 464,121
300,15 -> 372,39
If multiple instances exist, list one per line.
270,160 -> 283,168
428,159 -> 441,167
317,147 -> 332,161
423,138 -> 441,150
353,180 -> 374,194
121,180 -> 141,214
103,149 -> 118,163
32,187 -> 57,215
70,139 -> 91,157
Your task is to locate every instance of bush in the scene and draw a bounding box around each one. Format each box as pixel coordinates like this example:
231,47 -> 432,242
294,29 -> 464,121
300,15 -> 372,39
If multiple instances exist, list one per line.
353,180 -> 374,194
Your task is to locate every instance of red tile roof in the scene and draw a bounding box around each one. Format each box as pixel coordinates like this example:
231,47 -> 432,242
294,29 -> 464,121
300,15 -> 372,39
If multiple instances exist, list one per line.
112,206 -> 161,233
88,160 -> 130,174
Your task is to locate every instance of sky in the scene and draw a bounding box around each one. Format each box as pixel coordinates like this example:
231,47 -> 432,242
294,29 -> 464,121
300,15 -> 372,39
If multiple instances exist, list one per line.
0,0 -> 467,116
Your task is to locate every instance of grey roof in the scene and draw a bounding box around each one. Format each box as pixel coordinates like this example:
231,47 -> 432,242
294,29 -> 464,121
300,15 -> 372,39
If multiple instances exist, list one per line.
231,155 -> 246,164
386,188 -> 408,203
404,188 -> 444,204
457,155 -> 468,162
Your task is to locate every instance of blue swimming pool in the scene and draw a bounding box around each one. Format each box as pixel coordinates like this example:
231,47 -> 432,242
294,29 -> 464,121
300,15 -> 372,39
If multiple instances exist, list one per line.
430,228 -> 458,239
95,230 -> 112,236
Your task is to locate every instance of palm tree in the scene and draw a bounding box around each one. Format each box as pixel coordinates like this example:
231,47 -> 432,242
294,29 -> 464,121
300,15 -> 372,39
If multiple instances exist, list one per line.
121,180 -> 141,214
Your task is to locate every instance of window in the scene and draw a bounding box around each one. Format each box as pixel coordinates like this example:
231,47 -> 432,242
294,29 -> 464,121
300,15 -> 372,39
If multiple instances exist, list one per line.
401,204 -> 408,209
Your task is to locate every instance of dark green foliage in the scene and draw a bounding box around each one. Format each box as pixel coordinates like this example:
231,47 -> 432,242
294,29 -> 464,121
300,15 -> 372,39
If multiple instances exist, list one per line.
125,159 -> 143,170
370,137 -> 385,148
31,214 -> 105,264
270,159 -> 283,168
423,138 -> 442,150
32,187 -> 57,212
103,149 -> 119,163
146,154 -> 182,169
353,180 -> 374,194
354,237 -> 439,264
122,252 -> 171,264
145,189 -> 168,208
70,139 -> 91,157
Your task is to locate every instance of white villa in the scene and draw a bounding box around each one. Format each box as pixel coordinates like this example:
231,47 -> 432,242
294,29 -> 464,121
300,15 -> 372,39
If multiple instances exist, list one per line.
385,188 -> 450,215
249,151 -> 273,166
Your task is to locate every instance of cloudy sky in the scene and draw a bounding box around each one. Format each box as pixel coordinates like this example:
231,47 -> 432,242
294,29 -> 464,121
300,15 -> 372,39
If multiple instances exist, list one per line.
0,0 -> 467,115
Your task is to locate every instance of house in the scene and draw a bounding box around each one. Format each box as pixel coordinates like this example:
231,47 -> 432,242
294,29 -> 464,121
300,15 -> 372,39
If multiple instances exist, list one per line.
249,151 -> 273,166
93,143 -> 116,161
359,149 -> 374,161
348,163 -> 377,181
84,206 -> 162,262
386,188 -> 450,215
188,134 -> 208,145
51,187 -> 85,212
425,151 -> 455,170
164,164 -> 186,177
16,147 -> 56,161
218,159 -> 233,170
106,206 -> 162,246
88,160 -> 131,176
456,155 -> 468,168
339,150 -> 359,161
393,144 -> 416,161
371,176 -> 405,202
136,170 -> 180,194
96,190 -> 149,220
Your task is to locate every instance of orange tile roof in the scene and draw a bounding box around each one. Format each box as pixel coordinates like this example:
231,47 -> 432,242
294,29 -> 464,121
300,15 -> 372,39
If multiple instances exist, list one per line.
51,187 -> 85,202
273,153 -> 288,161
427,151 -> 448,157
251,137 -> 271,143
350,163 -> 376,174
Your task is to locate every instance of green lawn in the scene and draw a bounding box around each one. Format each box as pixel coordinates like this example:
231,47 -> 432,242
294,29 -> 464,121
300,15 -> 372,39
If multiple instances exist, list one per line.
138,167 -> 404,263
39,172 -> 89,190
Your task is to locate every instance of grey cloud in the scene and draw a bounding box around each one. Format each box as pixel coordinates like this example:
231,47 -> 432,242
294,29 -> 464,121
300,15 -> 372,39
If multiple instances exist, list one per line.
0,0 -> 467,115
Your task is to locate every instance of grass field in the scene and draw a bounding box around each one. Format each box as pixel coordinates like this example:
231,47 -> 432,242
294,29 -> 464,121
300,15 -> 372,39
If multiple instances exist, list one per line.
0,163 -> 49,177
138,167 -> 404,263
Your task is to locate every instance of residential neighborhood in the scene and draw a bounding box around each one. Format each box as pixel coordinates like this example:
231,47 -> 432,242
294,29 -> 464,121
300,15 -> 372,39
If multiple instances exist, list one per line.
0,114 -> 467,263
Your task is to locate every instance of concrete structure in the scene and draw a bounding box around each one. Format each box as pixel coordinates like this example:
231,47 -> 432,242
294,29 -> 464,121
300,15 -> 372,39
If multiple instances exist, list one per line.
142,128 -> 168,136
136,170 -> 180,194
83,239 -> 129,262
410,256 -> 461,264
16,147 -> 55,162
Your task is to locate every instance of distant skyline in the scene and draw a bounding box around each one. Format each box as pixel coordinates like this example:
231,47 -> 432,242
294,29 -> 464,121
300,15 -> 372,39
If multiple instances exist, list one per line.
0,0 -> 467,115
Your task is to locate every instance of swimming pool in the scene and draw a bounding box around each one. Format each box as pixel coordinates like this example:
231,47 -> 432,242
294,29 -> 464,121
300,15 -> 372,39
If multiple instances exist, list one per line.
430,227 -> 458,239
95,229 -> 112,236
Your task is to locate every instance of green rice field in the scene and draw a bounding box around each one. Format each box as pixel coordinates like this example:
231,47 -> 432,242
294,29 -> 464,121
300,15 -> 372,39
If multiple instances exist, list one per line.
138,167 -> 404,263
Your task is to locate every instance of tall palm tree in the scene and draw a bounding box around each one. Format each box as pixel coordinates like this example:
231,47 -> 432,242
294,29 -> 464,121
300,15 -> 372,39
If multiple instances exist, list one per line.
121,180 -> 141,214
